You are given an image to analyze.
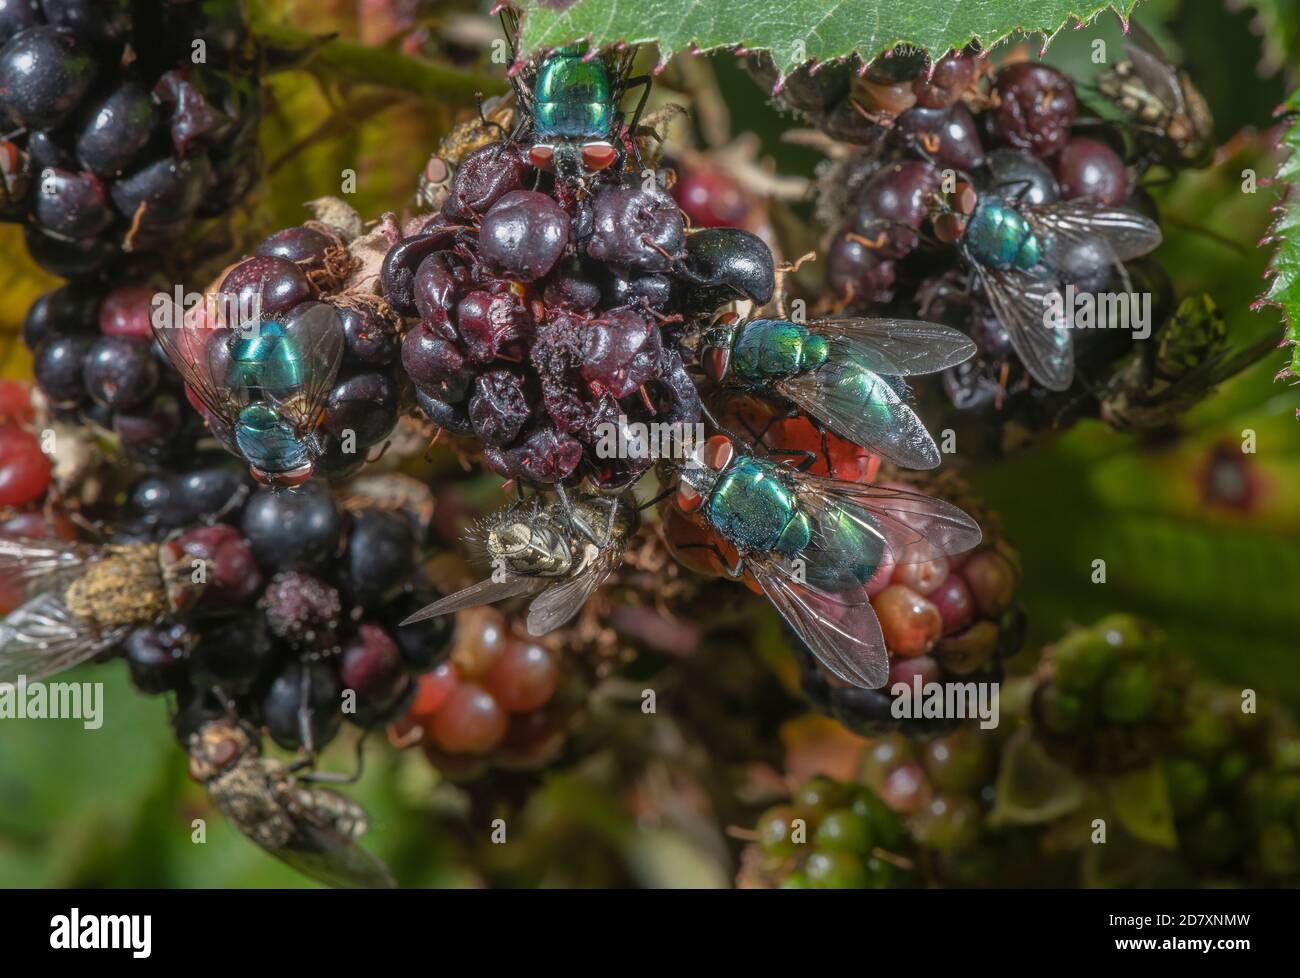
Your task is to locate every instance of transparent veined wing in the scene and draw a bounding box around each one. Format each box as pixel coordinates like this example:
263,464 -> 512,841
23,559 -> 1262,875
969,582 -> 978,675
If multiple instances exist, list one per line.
399,575 -> 546,625
152,306 -> 242,428
1123,20 -> 1185,113
526,542 -> 627,635
0,537 -> 98,604
1027,199 -> 1163,265
790,475 -> 983,586
249,782 -> 395,890
973,264 -> 1074,391
0,591 -> 127,684
809,318 -> 978,375
749,556 -> 889,688
775,359 -> 942,469
274,303 -> 345,434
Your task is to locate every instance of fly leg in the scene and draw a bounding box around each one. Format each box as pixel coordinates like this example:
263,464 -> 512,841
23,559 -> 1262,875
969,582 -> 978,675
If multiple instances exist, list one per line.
553,481 -> 599,545
674,542 -> 745,579
297,733 -> 369,785
621,75 -> 654,170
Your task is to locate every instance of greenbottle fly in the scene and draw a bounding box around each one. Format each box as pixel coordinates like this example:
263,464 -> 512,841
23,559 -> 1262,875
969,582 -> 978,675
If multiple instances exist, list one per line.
1097,21 -> 1212,167
932,178 -> 1162,391
153,303 -> 344,488
501,9 -> 650,182
695,313 -> 976,468
0,537 -> 201,684
188,719 -> 395,889
672,436 -> 981,688
402,492 -> 637,636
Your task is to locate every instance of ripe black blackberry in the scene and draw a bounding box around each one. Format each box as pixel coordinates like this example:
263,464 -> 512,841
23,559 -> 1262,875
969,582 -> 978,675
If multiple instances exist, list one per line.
0,1 -> 261,279
381,128 -> 773,489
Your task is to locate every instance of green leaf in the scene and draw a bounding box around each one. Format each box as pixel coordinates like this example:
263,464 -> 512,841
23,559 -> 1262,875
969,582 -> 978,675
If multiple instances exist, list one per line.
517,0 -> 1143,76
1263,86 -> 1300,400
1105,762 -> 1177,848
988,729 -> 1087,827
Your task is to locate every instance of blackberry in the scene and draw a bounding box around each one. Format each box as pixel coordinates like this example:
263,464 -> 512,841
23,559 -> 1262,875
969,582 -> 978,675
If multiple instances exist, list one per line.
0,1 -> 261,277
260,570 -> 343,659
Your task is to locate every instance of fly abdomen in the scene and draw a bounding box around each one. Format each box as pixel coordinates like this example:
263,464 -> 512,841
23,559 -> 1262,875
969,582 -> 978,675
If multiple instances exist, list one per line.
63,544 -> 168,628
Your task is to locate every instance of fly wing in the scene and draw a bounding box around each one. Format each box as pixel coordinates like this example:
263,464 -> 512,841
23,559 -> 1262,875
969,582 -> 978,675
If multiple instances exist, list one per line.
796,476 -> 984,567
152,310 -> 242,427
974,264 -> 1075,391
811,318 -> 978,375
775,361 -> 942,469
0,592 -> 126,684
1123,21 -> 1185,114
525,543 -> 625,635
749,556 -> 889,688
1027,199 -> 1163,264
262,783 -> 396,890
399,576 -> 547,625
267,303 -> 345,435
0,537 -> 99,603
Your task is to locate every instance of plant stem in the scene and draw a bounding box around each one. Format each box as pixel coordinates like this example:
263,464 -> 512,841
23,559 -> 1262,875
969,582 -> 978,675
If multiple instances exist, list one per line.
255,23 -> 509,103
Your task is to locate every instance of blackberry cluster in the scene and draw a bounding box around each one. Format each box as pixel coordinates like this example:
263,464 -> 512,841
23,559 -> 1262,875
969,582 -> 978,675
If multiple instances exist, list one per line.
114,472 -> 456,754
751,49 -> 1206,448
1164,685 -> 1300,884
798,473 -> 1021,737
739,775 -> 914,888
1030,614 -> 1185,774
27,281 -> 208,465
381,137 -> 773,489
0,0 -> 260,278
390,605 -> 580,778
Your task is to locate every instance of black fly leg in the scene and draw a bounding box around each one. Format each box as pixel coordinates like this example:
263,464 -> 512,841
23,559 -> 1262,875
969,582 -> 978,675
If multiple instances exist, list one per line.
621,75 -> 654,169
761,447 -> 819,472
295,662 -> 317,768
674,541 -> 745,579
298,733 -> 369,785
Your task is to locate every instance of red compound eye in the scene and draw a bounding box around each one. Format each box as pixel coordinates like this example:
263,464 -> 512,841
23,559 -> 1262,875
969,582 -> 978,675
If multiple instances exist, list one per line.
528,144 -> 555,170
581,141 -> 617,171
703,346 -> 730,384
702,434 -> 734,471
676,483 -> 704,513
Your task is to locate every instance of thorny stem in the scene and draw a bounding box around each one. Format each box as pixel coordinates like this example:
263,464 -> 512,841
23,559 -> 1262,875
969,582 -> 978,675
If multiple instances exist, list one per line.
254,23 -> 509,103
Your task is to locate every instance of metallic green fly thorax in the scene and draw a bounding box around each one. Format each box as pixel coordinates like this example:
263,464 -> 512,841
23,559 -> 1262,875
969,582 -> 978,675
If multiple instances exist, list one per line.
729,319 -> 831,383
532,50 -> 615,140
966,197 -> 1041,271
706,456 -> 800,554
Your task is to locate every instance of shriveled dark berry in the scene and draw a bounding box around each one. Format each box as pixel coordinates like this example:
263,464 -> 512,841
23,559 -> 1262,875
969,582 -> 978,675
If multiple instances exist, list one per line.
260,570 -> 342,656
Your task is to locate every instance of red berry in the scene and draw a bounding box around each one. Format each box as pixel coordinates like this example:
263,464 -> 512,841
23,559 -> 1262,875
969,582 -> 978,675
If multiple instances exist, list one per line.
0,426 -> 52,509
673,166 -> 748,229
430,682 -> 508,755
892,550 -> 950,595
931,573 -> 976,634
879,763 -> 931,813
874,584 -> 942,657
451,607 -> 508,679
0,381 -> 33,424
99,285 -> 157,339
1054,137 -> 1127,205
410,661 -> 459,720
487,640 -> 559,713
961,548 -> 1019,617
